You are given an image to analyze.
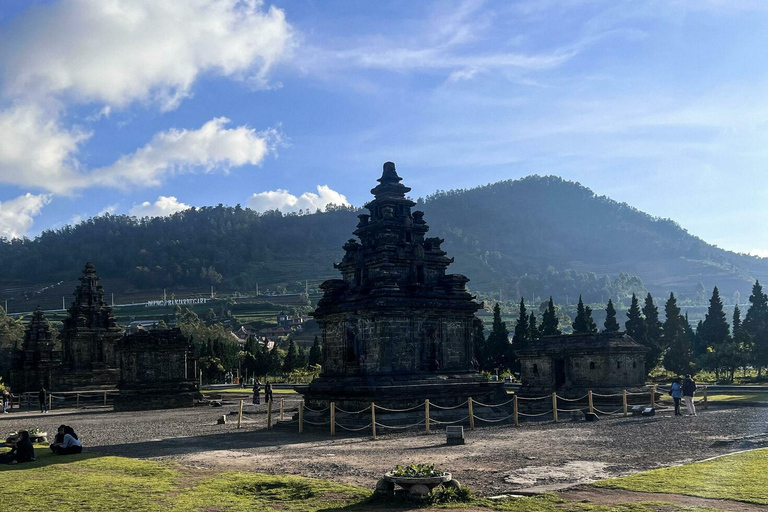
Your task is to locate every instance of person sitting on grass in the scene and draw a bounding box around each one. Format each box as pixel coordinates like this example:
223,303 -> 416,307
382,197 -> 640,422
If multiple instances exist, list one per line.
0,430 -> 35,464
50,425 -> 67,453
52,426 -> 82,455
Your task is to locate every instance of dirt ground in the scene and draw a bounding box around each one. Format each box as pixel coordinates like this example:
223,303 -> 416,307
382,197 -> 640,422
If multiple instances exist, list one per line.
2,402 -> 767,499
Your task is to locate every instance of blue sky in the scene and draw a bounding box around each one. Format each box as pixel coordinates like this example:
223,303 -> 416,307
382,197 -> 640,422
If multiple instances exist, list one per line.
0,0 -> 766,257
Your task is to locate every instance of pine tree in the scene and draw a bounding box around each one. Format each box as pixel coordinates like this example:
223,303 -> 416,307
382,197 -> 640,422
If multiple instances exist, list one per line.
698,286 -> 730,379
485,303 -> 511,371
603,299 -> 620,332
662,293 -> 692,374
540,297 -> 560,336
625,294 -> 645,341
572,296 -> 597,334
642,293 -> 663,372
472,317 -> 486,370
308,335 -> 322,367
283,339 -> 300,373
528,312 -> 538,341
513,298 -> 531,354
744,280 -> 768,376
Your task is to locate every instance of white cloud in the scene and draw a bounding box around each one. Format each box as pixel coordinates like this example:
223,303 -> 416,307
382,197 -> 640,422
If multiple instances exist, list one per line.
97,204 -> 119,216
0,0 -> 294,110
130,196 -> 191,218
0,193 -> 51,239
749,249 -> 768,258
91,117 -> 274,189
247,185 -> 350,213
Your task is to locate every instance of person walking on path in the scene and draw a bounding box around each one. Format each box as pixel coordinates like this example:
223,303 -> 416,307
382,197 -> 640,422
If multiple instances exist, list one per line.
670,378 -> 683,416
264,381 -> 273,405
38,387 -> 48,414
252,380 -> 261,405
2,389 -> 9,413
682,374 -> 697,416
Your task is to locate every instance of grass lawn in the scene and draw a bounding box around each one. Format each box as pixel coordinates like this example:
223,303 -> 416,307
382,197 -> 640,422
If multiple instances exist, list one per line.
594,448 -> 768,505
213,387 -> 298,394
705,393 -> 768,403
0,447 -> 753,512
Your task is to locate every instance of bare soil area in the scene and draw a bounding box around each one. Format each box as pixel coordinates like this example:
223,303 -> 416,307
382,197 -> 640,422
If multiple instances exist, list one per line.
2,403 -> 766,498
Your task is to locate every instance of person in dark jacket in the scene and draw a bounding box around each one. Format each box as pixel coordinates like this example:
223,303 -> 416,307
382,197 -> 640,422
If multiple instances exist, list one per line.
38,387 -> 48,413
252,380 -> 261,405
52,426 -> 82,455
0,430 -> 35,464
50,425 -> 67,452
682,374 -> 697,416
264,381 -> 273,404
670,377 -> 683,416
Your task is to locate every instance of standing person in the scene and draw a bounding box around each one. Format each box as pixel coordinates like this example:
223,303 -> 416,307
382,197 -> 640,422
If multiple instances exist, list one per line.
38,387 -> 47,414
2,389 -> 9,414
264,381 -> 273,404
252,380 -> 261,405
682,374 -> 697,416
670,378 -> 683,416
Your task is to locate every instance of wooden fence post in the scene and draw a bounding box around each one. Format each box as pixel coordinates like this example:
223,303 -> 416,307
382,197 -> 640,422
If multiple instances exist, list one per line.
622,389 -> 628,417
703,386 -> 708,410
468,397 -> 475,430
103,391 -> 107,406
280,398 -> 285,421
76,393 -> 80,408
651,385 -> 657,408
267,400 -> 273,430
513,395 -> 519,426
298,400 -> 304,433
552,393 -> 558,423
371,402 -> 377,439
588,390 -> 594,414
330,402 -> 336,436
48,393 -> 52,411
425,399 -> 430,434
237,399 -> 243,429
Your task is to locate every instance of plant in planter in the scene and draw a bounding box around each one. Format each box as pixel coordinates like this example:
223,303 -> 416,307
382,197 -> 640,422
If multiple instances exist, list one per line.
378,463 -> 459,497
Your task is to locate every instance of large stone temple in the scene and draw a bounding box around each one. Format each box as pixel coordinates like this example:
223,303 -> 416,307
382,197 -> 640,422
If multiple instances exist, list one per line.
9,306 -> 60,391
298,162 -> 507,416
56,262 -> 122,390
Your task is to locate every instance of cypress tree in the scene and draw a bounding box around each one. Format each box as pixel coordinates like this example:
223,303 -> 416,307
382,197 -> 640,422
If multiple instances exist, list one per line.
486,303 -> 511,371
472,317 -> 486,370
540,297 -> 560,336
625,293 -> 645,340
662,293 -> 692,374
283,339 -> 300,373
528,312 -> 539,341
700,287 -> 729,355
308,334 -> 322,367
642,293 -> 663,371
744,280 -> 768,376
572,295 -> 597,334
513,298 -> 531,352
603,299 -> 620,332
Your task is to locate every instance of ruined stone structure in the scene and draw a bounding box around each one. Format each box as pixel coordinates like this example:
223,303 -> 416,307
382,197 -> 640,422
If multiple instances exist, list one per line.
114,328 -> 200,411
298,162 -> 507,423
517,332 -> 648,398
9,306 -> 61,392
56,262 -> 122,390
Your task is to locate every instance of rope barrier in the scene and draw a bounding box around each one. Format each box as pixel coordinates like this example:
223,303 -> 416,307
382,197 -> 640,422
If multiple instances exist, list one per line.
375,420 -> 427,430
593,406 -> 624,415
473,414 -> 515,423
334,406 -> 371,415
515,395 -> 549,401
374,403 -> 424,413
471,397 -> 515,407
303,419 -> 331,426
430,400 -> 468,410
335,422 -> 373,432
625,391 -> 649,396
518,409 -> 555,417
556,407 -> 585,412
303,405 -> 330,413
429,415 -> 470,425
591,392 -> 622,398
555,394 -> 589,402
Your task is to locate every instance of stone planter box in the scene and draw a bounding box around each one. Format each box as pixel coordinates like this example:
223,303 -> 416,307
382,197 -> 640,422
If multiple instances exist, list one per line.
380,471 -> 453,496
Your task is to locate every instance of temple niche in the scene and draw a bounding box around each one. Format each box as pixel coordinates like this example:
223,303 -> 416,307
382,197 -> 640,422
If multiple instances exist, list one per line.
298,162 -> 507,420
56,262 -> 122,390
9,306 -> 61,392
114,328 -> 200,411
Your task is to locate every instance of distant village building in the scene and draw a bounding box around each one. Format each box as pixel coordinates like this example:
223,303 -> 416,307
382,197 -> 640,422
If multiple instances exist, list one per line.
276,311 -> 306,331
516,332 -> 648,398
126,320 -> 161,333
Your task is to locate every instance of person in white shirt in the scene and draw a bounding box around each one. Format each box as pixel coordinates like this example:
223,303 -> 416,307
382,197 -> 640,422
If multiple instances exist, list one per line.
52,426 -> 82,455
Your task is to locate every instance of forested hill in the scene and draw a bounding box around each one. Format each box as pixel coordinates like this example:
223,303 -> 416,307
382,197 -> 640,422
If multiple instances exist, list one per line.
0,175 -> 765,305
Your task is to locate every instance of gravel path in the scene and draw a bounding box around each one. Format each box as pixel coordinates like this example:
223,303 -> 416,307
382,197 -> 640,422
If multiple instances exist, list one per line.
1,403 -> 766,497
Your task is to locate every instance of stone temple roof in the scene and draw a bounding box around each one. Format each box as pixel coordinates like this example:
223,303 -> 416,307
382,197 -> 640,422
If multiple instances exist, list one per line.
516,332 -> 648,357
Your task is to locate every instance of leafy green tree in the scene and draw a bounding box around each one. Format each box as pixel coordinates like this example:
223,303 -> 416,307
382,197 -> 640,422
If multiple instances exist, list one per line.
572,295 -> 597,334
540,297 -> 560,336
603,299 -> 620,332
282,339 -> 300,374
744,280 -> 768,376
662,293 -> 692,375
308,335 -> 322,367
485,303 -> 511,371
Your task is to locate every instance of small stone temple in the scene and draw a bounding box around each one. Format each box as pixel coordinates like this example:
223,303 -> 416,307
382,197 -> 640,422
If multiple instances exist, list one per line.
114,328 -> 200,411
298,162 -> 508,422
56,262 -> 122,390
516,332 -> 648,398
9,306 -> 61,392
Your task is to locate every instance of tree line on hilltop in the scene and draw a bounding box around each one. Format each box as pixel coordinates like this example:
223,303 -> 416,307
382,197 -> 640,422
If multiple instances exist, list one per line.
475,281 -> 768,382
